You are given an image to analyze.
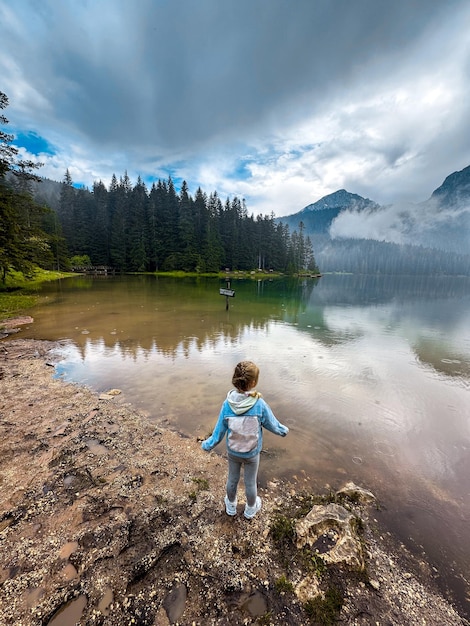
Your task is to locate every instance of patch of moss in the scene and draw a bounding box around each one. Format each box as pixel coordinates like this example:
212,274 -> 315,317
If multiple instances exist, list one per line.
304,585 -> 343,625
302,549 -> 327,578
191,477 -> 209,491
274,575 -> 294,594
257,611 -> 273,625
279,491 -> 339,520
350,514 -> 364,535
269,514 -> 295,546
189,477 -> 209,502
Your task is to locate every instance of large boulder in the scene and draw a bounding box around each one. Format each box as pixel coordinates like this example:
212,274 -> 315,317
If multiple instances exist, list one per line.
295,503 -> 365,571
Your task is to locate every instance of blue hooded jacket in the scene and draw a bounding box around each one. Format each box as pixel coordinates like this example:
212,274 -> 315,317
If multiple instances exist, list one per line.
201,389 -> 289,458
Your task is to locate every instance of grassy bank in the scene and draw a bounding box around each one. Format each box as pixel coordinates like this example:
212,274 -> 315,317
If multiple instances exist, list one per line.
1,268 -> 314,320
154,269 -> 286,279
0,268 -> 75,319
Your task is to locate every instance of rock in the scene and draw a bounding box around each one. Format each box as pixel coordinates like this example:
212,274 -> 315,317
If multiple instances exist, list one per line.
295,503 -> 365,570
336,481 -> 376,504
295,574 -> 321,603
0,316 -> 34,328
99,389 -> 121,400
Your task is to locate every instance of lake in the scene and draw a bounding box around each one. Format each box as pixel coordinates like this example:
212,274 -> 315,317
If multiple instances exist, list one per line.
18,273 -> 470,617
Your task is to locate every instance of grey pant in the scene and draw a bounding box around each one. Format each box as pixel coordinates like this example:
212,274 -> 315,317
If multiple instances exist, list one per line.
226,452 -> 260,507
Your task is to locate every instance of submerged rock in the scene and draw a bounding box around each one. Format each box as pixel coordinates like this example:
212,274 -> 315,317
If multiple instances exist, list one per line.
336,481 -> 376,504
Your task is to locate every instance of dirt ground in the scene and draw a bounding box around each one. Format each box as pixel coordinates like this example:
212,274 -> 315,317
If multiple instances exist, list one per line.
0,336 -> 468,625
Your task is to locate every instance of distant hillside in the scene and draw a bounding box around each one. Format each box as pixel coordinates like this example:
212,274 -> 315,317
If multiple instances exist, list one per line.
277,166 -> 470,275
5,172 -> 62,211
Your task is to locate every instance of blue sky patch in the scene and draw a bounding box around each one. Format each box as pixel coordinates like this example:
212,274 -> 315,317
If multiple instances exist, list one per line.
229,160 -> 253,181
13,130 -> 56,156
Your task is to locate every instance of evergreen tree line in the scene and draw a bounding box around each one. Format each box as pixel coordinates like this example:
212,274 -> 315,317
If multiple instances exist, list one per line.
58,170 -> 319,274
0,92 -> 58,282
1,89 -> 318,280
312,235 -> 470,276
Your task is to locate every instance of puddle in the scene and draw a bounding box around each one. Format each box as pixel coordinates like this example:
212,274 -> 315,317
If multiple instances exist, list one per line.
61,563 -> 79,581
163,583 -> 187,623
97,586 -> 113,616
47,595 -> 87,625
59,541 -> 79,560
0,568 -> 10,584
241,590 -> 268,617
63,475 -> 76,487
104,421 -> 120,434
84,439 -> 109,456
0,516 -> 14,532
26,586 -> 45,607
52,422 -> 69,436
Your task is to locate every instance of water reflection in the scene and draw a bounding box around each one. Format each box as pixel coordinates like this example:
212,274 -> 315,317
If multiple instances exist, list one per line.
36,275 -> 317,358
19,273 -> 470,617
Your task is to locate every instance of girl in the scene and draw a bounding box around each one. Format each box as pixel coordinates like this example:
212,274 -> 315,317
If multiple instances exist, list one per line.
201,361 -> 289,519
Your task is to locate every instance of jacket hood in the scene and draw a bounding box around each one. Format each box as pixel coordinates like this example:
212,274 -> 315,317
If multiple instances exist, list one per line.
226,389 -> 261,415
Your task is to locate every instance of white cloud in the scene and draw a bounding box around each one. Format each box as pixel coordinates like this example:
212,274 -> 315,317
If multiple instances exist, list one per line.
1,0 -> 470,216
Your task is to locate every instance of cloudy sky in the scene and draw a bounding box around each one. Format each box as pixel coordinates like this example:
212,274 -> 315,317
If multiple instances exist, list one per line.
1,0 -> 470,217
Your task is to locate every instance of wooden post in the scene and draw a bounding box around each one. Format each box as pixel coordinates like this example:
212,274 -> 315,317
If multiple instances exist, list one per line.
219,277 -> 235,309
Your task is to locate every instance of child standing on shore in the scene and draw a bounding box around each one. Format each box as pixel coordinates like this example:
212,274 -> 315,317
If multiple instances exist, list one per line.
201,361 -> 289,519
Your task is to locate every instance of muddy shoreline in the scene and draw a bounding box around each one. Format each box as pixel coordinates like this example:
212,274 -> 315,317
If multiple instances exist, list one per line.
0,338 -> 467,625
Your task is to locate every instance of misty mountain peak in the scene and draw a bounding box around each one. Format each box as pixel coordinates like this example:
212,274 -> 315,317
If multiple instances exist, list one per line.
300,189 -> 378,213
430,164 -> 470,206
278,189 -> 378,237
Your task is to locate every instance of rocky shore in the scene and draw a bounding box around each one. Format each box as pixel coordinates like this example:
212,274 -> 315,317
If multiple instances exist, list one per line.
0,337 -> 467,625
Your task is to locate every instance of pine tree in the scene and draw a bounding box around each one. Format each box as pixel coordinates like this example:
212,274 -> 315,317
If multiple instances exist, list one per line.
205,192 -> 224,272
178,181 -> 198,270
0,91 -> 53,281
58,169 -> 76,245
109,174 -> 128,270
90,181 -> 109,265
128,176 -> 149,271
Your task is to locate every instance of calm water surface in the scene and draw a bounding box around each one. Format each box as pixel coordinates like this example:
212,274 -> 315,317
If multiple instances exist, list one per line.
19,274 -> 470,616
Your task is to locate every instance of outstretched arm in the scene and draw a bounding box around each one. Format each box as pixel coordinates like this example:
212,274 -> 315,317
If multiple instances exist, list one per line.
261,401 -> 289,437
201,407 -> 227,451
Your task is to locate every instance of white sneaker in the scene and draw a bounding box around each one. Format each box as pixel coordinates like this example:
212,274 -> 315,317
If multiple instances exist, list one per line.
244,496 -> 262,519
224,495 -> 237,516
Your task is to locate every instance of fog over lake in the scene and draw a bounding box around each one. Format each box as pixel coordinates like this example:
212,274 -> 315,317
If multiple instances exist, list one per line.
19,273 -> 470,616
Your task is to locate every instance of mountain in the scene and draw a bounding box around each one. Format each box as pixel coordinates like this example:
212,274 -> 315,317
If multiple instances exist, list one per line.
277,166 -> 470,275
429,164 -> 470,206
279,189 -> 379,235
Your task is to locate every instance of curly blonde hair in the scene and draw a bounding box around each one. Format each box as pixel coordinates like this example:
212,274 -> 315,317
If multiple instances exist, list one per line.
232,361 -> 260,392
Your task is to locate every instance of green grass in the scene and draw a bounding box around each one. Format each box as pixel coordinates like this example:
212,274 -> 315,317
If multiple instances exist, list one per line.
152,269 -> 285,279
0,268 -> 75,319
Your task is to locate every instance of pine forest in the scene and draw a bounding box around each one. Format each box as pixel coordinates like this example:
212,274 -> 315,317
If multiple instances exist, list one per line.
56,170 -> 318,275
